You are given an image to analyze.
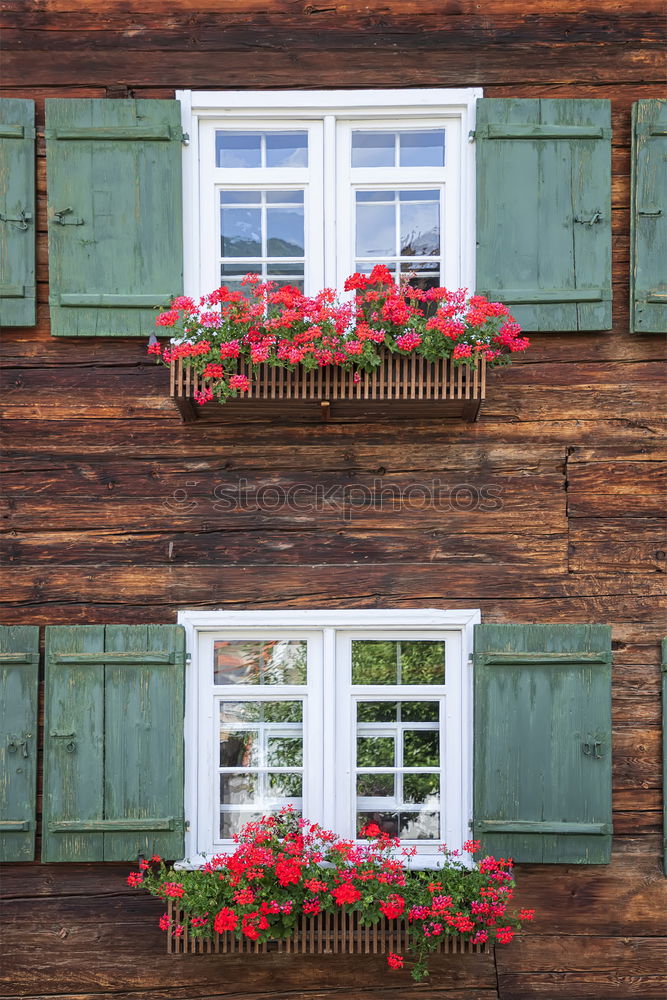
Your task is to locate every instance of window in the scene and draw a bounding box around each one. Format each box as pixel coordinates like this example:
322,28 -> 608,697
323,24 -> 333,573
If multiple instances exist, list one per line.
180,609 -> 477,868
179,89 -> 480,299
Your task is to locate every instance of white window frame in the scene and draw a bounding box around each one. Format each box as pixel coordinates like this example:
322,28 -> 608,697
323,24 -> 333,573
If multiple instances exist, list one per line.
178,88 -> 481,299
178,608 -> 478,870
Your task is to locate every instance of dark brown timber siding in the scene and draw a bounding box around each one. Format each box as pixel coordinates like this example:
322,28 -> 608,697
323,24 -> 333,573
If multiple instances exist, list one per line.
1,2 -> 666,998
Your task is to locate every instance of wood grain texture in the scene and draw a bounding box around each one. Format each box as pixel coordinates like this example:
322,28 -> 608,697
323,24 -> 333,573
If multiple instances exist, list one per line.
1,2 -> 666,998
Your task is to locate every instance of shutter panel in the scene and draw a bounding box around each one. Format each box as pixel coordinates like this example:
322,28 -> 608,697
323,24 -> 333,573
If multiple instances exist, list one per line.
0,99 -> 35,327
473,623 -> 612,864
631,100 -> 667,334
0,626 -> 39,861
662,638 -> 667,875
43,625 -> 185,862
45,99 -> 183,337
476,99 -> 612,331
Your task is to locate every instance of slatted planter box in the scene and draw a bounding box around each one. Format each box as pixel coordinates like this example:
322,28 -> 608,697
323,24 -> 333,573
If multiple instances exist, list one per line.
167,902 -> 487,956
169,353 -> 486,423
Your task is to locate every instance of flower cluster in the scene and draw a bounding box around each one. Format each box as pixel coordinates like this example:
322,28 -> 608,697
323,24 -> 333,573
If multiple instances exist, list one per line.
128,809 -> 533,981
149,268 -> 529,405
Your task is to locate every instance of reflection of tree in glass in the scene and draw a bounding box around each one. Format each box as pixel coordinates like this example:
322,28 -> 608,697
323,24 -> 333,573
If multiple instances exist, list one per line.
351,641 -> 445,685
404,731 -> 439,767
357,736 -> 395,768
404,773 -> 439,803
263,700 -> 302,723
220,730 -> 258,767
357,773 -> 395,796
267,736 -> 303,768
268,773 -> 302,797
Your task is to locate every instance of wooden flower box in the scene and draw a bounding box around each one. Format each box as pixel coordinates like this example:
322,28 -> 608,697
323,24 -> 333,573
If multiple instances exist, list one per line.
167,902 -> 487,956
169,353 -> 486,424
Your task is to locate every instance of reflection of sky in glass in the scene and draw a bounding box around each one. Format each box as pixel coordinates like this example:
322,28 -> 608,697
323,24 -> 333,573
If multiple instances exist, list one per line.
351,130 -> 444,168
355,190 -> 441,262
216,131 -> 308,168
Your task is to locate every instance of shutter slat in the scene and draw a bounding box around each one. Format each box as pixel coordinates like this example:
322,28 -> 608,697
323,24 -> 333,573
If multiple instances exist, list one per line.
46,99 -> 183,337
476,98 -> 612,332
43,625 -> 185,862
0,99 -> 35,327
473,623 -> 612,865
631,99 -> 667,334
0,626 -> 39,861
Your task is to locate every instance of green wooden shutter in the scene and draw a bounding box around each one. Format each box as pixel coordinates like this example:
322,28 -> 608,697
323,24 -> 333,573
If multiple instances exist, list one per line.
43,624 -> 185,862
631,100 -> 667,334
0,626 -> 39,861
473,623 -> 612,864
662,638 -> 667,875
45,99 -> 183,337
0,99 -> 35,327
476,99 -> 612,331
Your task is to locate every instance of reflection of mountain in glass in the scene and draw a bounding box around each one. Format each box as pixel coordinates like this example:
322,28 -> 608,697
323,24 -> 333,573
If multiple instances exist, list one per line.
400,227 -> 440,257
222,236 -> 304,258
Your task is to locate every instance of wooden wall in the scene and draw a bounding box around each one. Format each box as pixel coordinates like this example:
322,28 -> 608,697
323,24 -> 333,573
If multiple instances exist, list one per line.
1,2 -> 666,998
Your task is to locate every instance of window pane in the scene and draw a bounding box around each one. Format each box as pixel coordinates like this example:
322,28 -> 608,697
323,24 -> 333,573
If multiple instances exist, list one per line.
220,730 -> 260,767
267,736 -> 303,767
214,640 -> 307,685
351,131 -> 395,168
357,735 -> 395,768
357,700 -> 398,722
217,132 -> 262,168
400,641 -> 446,685
357,773 -> 395,796
401,700 -> 439,722
216,131 -> 308,168
399,130 -> 445,167
404,730 -> 439,767
268,772 -> 303,796
267,204 -> 305,257
266,132 -> 308,167
220,811 -> 263,838
403,773 -> 440,803
400,194 -> 440,257
221,206 -> 261,258
355,200 -> 395,258
357,811 -> 439,840
352,640 -> 445,685
220,772 -> 259,804
219,700 -> 303,725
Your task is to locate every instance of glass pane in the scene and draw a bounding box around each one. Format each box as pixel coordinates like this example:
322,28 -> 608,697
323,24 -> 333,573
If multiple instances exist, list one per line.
214,640 -> 307,685
400,262 -> 441,294
401,701 -> 439,722
352,640 -> 445,685
404,730 -> 439,767
220,730 -> 260,767
267,205 -> 304,257
357,773 -> 395,797
267,736 -> 303,767
400,194 -> 440,257
220,772 -> 259,804
217,132 -> 262,168
403,773 -> 440,804
356,811 -> 439,840
266,132 -> 308,168
355,200 -> 395,258
266,190 -> 304,204
221,260 -> 263,277
357,701 -> 398,722
351,131 -> 395,168
357,735 -> 395,768
267,263 -> 305,277
219,700 -> 302,725
352,641 -> 398,684
220,207 -> 261,257
399,130 -> 445,168
220,811 -> 264,838
268,772 -> 303,796
221,190 -> 262,204
400,641 -> 445,685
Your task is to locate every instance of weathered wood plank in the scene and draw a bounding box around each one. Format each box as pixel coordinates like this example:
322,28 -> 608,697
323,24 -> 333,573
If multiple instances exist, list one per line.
569,519 -> 667,573
496,934 -> 667,975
